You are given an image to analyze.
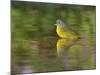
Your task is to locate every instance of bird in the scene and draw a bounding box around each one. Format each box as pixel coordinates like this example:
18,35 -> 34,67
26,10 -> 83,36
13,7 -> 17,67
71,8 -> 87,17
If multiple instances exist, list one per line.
55,19 -> 81,70
54,19 -> 80,41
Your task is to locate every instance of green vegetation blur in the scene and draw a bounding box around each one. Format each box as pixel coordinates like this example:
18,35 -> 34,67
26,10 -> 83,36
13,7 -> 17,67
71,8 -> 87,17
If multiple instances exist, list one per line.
12,1 -> 96,40
11,1 -> 96,74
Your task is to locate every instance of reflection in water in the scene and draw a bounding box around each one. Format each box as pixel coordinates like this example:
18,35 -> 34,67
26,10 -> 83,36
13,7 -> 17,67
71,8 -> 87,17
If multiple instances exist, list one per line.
12,37 -> 95,74
56,38 -> 96,70
57,39 -> 76,56
56,38 -> 79,70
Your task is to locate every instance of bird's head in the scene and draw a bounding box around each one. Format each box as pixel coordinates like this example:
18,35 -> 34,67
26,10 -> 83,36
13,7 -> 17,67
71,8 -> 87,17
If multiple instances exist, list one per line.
54,19 -> 65,27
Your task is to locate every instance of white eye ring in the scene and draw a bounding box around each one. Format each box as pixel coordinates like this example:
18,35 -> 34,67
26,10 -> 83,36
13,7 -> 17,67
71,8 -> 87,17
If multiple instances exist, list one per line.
56,19 -> 65,25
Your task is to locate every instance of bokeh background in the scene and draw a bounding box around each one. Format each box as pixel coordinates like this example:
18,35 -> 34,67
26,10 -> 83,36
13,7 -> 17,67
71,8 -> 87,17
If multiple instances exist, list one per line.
11,1 -> 96,74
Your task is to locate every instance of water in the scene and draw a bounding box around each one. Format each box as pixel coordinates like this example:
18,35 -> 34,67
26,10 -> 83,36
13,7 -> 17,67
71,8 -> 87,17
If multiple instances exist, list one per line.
11,36 -> 96,74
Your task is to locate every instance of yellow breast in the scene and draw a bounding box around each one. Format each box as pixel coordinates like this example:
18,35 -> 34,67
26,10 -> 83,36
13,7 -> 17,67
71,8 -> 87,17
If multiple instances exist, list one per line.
56,26 -> 79,40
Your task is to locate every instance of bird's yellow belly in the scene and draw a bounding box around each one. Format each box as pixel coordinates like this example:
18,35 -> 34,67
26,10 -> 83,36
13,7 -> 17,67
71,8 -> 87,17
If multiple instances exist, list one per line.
57,30 -> 68,38
56,26 -> 79,40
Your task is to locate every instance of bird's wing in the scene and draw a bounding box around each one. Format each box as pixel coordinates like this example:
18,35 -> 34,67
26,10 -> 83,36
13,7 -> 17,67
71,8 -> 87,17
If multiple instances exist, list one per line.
63,25 -> 80,36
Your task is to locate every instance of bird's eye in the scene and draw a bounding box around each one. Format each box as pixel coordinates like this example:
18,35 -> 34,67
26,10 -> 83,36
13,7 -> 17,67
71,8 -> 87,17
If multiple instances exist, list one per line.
56,19 -> 61,24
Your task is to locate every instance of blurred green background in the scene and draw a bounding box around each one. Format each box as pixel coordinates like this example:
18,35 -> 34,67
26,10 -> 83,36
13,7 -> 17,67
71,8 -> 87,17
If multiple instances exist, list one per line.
11,1 -> 96,74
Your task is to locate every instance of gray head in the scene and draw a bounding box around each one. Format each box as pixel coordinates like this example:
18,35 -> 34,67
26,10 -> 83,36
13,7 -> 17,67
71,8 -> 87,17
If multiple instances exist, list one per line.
54,19 -> 65,27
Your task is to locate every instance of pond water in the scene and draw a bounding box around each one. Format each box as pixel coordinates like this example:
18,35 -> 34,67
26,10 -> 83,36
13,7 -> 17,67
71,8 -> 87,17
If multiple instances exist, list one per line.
11,36 -> 96,74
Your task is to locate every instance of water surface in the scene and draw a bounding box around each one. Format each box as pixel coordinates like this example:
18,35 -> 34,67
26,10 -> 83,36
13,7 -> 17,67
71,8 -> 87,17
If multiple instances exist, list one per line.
11,36 -> 96,74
